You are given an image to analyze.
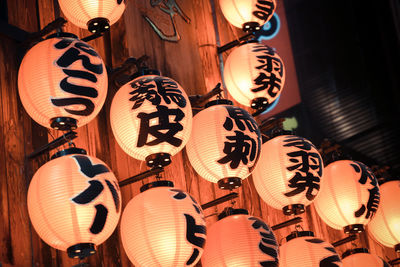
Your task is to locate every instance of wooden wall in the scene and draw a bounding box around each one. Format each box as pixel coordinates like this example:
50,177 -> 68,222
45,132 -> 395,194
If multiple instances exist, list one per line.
0,0 -> 397,266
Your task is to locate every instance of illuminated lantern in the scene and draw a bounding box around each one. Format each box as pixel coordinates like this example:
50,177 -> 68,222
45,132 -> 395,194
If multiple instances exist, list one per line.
252,135 -> 324,215
314,160 -> 380,234
58,0 -> 126,33
27,148 -> 121,258
224,42 -> 285,112
120,181 -> 206,267
219,0 -> 276,32
110,74 -> 192,167
342,248 -> 390,267
202,208 -> 279,267
186,99 -> 262,189
368,180 -> 400,252
18,33 -> 108,130
279,231 -> 342,267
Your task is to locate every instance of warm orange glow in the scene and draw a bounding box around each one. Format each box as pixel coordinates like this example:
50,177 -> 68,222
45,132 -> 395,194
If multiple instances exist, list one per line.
342,250 -> 389,267
18,35 -> 108,129
224,43 -> 285,109
314,160 -> 380,232
201,213 -> 278,266
252,135 -> 323,213
110,75 -> 192,161
27,153 -> 121,253
120,186 -> 206,266
368,180 -> 400,249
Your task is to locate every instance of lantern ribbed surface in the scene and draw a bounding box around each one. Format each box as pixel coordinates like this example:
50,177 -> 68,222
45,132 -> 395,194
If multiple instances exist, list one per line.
201,214 -> 279,267
185,103 -> 261,184
58,0 -> 125,30
342,251 -> 389,267
120,186 -> 206,267
224,43 -> 285,108
18,36 -> 108,129
314,160 -> 380,231
110,75 -> 192,161
219,0 -> 276,29
252,135 -> 323,211
368,180 -> 400,249
27,154 -> 121,251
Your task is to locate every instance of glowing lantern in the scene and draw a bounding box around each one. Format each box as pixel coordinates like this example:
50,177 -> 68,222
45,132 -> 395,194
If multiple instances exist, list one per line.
120,181 -> 206,267
219,0 -> 276,32
252,135 -> 324,215
202,209 -> 279,267
185,99 -> 262,189
279,231 -> 342,267
224,42 -> 285,112
368,180 -> 400,252
110,74 -> 192,167
27,148 -> 121,258
342,248 -> 390,267
58,0 -> 126,33
18,33 -> 108,130
314,160 -> 380,234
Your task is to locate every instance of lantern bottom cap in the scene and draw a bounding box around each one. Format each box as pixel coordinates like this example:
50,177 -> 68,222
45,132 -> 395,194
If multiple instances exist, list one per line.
145,153 -> 171,168
242,21 -> 261,33
87,17 -> 110,33
218,177 -> 242,190
67,243 -> 96,259
282,204 -> 305,216
343,224 -> 364,234
140,180 -> 174,192
342,248 -> 369,259
50,117 -> 77,131
395,244 -> 400,252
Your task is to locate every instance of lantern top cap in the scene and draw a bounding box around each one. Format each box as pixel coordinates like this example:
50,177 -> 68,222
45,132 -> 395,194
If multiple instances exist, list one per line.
205,99 -> 233,108
51,147 -> 87,160
285,230 -> 314,242
46,32 -> 78,40
140,180 -> 174,192
342,248 -> 369,259
217,207 -> 249,220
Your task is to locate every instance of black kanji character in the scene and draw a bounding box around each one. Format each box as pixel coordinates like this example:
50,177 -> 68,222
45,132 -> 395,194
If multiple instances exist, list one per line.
304,238 -> 341,267
252,72 -> 282,96
253,0 -> 276,21
223,106 -> 258,133
284,172 -> 320,201
129,78 -> 160,109
155,77 -> 186,108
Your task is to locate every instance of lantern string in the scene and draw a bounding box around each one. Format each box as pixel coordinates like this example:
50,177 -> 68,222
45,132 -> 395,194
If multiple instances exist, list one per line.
294,224 -> 304,232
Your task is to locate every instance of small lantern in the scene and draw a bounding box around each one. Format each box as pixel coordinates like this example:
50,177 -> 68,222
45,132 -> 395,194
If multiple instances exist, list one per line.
314,160 -> 380,234
185,99 -> 262,189
252,135 -> 324,215
223,43 -> 285,112
110,74 -> 192,168
342,248 -> 390,267
368,180 -> 400,252
27,148 -> 121,258
219,0 -> 276,32
18,33 -> 108,130
120,181 -> 206,267
201,208 -> 279,267
58,0 -> 126,33
279,231 -> 342,267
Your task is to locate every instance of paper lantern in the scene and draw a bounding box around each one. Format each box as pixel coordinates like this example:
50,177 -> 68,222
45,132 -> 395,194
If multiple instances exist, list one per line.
279,231 -> 342,267
18,33 -> 108,130
202,209 -> 279,267
120,181 -> 206,267
186,99 -> 262,189
58,0 -> 126,33
314,160 -> 380,234
110,74 -> 192,167
219,0 -> 276,31
368,180 -> 400,252
224,42 -> 285,112
342,248 -> 390,267
252,135 -> 323,215
27,148 -> 121,258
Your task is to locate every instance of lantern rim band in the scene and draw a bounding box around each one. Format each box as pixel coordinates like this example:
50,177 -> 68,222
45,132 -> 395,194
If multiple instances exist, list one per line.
145,153 -> 171,168
87,17 -> 110,33
130,68 -> 161,80
218,177 -> 242,190
51,147 -> 87,160
46,32 -> 78,39
343,224 -> 364,234
140,180 -> 174,192
283,204 -> 305,216
342,248 -> 369,259
67,243 -> 96,259
218,207 -> 249,220
395,244 -> 400,253
50,117 -> 77,131
286,231 -> 314,242
205,99 -> 233,108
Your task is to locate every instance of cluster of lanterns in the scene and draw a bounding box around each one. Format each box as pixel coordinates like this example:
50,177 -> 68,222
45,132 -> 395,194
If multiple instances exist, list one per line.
15,0 -> 399,266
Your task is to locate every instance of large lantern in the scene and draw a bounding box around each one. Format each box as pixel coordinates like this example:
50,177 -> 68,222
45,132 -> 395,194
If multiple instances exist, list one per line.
185,99 -> 262,189
279,231 -> 342,267
252,135 -> 323,215
110,74 -> 192,168
27,148 -> 121,258
58,0 -> 126,33
201,208 -> 279,267
341,248 -> 390,267
314,160 -> 380,234
219,0 -> 276,32
120,181 -> 206,267
224,43 -> 285,112
368,180 -> 400,252
18,33 -> 108,130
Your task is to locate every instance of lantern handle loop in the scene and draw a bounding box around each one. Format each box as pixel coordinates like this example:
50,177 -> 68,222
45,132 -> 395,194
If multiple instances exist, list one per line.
294,224 -> 304,232
62,132 -> 76,148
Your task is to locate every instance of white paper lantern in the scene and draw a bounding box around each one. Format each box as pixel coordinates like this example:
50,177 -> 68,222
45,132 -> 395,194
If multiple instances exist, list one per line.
342,248 -> 389,267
